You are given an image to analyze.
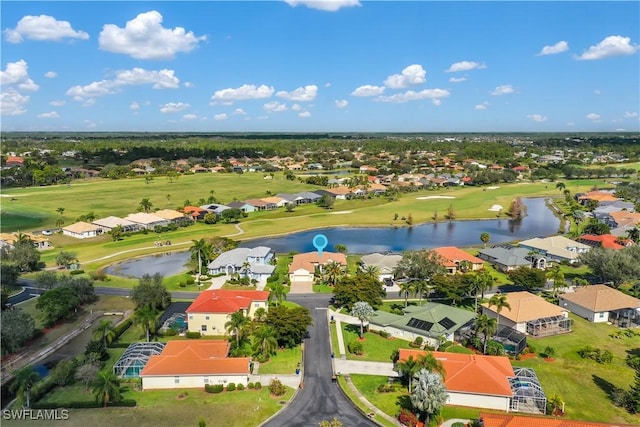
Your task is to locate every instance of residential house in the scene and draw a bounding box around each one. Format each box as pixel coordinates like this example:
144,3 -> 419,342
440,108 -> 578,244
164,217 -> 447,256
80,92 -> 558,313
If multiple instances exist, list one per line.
0,232 -> 52,250
261,196 -> 287,208
359,253 -> 402,280
62,221 -> 103,239
607,211 -> 640,229
324,186 -> 352,200
518,236 -> 590,264
295,191 -> 322,204
593,202 -> 637,226
481,291 -> 571,337
479,412 -> 638,427
359,165 -> 378,174
577,190 -> 620,206
125,212 -> 169,230
200,203 -> 231,215
153,209 -> 187,224
4,156 -> 24,167
370,303 -> 475,348
397,349 -> 516,412
226,201 -> 255,213
182,206 -> 208,221
559,285 -> 640,327
477,246 -> 546,272
288,252 -> 347,283
432,247 -> 484,274
244,199 -> 276,211
140,340 -> 250,390
578,234 -> 629,250
92,216 -> 140,233
206,247 -> 275,282
186,289 -> 270,335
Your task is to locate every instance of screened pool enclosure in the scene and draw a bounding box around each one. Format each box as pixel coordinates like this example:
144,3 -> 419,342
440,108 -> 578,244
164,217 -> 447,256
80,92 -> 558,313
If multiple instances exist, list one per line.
113,342 -> 166,378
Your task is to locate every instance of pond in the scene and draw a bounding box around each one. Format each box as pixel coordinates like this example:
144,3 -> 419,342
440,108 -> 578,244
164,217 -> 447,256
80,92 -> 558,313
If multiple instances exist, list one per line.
105,198 -> 559,278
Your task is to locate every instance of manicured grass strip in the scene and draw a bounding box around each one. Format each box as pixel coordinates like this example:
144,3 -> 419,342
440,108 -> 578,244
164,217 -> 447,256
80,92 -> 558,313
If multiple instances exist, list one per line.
257,347 -> 302,375
340,323 -> 413,362
336,375 -> 397,427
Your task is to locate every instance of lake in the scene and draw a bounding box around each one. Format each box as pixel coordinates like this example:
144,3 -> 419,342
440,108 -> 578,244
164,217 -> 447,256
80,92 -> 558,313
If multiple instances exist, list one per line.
105,198 -> 559,278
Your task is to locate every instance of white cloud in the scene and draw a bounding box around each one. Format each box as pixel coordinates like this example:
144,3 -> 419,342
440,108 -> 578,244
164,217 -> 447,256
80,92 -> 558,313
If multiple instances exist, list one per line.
160,102 -> 190,113
576,35 -> 639,60
232,108 -> 247,115
66,67 -> 180,101
537,41 -> 569,56
299,111 -> 311,118
474,104 -> 487,110
446,61 -> 486,72
594,89 -> 601,95
276,85 -> 318,101
37,111 -> 59,118
99,11 -> 206,60
624,111 -> 638,118
214,113 -> 227,120
44,71 -> 57,79
0,89 -> 30,116
335,99 -> 348,109
182,114 -> 197,120
130,101 -> 140,110
4,15 -> 89,43
50,99 -> 65,107
0,60 -> 39,116
384,64 -> 426,89
291,104 -> 303,111
490,85 -> 514,96
449,77 -> 467,83
263,101 -> 288,112
527,114 -> 547,122
351,85 -> 385,97
211,84 -> 275,103
376,88 -> 450,104
586,113 -> 600,120
184,82 -> 193,88
324,82 -> 331,88
284,0 -> 361,12
82,98 -> 96,107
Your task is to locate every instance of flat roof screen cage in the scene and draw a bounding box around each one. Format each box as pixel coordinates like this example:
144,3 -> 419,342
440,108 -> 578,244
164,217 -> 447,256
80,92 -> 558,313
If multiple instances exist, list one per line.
494,325 -> 527,356
113,342 -> 166,378
509,367 -> 547,414
526,315 -> 572,338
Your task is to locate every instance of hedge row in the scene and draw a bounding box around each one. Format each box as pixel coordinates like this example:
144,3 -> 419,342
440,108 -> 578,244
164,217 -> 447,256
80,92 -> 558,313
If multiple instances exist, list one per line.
32,399 -> 137,409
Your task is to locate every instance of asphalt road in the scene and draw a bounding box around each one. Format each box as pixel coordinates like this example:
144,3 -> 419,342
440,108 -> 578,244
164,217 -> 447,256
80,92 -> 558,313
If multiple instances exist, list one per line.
263,293 -> 378,427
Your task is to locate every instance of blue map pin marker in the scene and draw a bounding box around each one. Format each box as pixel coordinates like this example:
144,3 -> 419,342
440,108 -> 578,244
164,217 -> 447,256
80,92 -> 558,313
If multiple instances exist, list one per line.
312,234 -> 328,259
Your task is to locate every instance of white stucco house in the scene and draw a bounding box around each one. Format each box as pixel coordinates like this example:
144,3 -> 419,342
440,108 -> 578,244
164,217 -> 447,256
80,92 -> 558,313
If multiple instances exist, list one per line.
206,246 -> 275,282
559,285 -> 640,326
517,236 -> 590,264
140,340 -> 250,390
62,221 -> 103,239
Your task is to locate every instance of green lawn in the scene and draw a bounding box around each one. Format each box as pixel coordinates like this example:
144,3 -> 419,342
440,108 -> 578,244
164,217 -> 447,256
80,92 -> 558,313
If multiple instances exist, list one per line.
339,322 -> 413,362
13,384 -> 295,427
256,346 -> 302,375
337,375 -> 397,427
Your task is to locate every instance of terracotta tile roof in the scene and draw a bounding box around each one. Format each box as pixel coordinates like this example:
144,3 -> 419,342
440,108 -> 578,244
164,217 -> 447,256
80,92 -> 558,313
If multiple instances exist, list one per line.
153,209 -> 185,220
578,234 -> 625,250
140,340 -> 250,376
186,289 -> 270,314
432,247 -> 484,267
183,206 -> 207,215
6,156 -> 24,164
609,211 -> 640,228
479,412 -> 638,427
398,349 -> 514,397
560,285 -> 640,312
577,191 -> 620,203
481,291 -> 567,323
289,252 -> 347,274
325,186 -> 352,196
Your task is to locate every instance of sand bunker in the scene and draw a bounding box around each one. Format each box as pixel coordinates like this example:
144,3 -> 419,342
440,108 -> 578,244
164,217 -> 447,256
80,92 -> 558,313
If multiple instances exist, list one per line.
416,196 -> 456,200
486,186 -> 500,190
329,210 -> 353,215
488,204 -> 504,212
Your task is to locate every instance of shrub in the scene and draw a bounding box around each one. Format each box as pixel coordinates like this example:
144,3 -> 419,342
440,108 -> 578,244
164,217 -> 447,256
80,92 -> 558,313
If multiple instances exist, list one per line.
486,340 -> 505,356
413,336 -> 423,346
347,341 -> 364,355
254,382 -> 262,389
627,355 -> 640,370
226,383 -> 236,391
378,330 -> 390,338
186,331 -> 201,339
377,383 -> 393,393
543,346 -> 556,358
89,270 -> 108,281
268,379 -> 286,396
69,269 -> 85,275
110,319 -> 133,342
236,383 -> 244,391
398,408 -> 419,427
179,282 -> 186,288
204,384 -> 224,393
186,276 -> 195,285
164,328 -> 177,337
577,346 -> 613,363
247,382 -> 255,389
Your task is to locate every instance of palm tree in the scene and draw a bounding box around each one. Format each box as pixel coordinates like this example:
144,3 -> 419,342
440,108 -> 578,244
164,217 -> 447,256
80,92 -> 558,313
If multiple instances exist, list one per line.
56,207 -> 65,215
555,182 -> 566,192
267,282 -> 287,307
361,265 -> 380,279
93,319 -> 116,348
413,280 -> 430,306
10,366 -> 40,408
396,355 -> 421,392
138,198 -> 153,213
488,293 -> 511,335
323,260 -> 345,287
399,281 -> 415,308
546,265 -> 566,297
134,306 -> 158,342
225,310 -> 250,347
474,314 -> 498,354
480,232 -> 490,247
252,325 -> 278,360
410,369 -> 448,426
416,352 -> 445,379
93,371 -> 121,407
350,301 -> 374,338
190,238 -> 211,279
626,226 -> 640,243
253,307 -> 267,322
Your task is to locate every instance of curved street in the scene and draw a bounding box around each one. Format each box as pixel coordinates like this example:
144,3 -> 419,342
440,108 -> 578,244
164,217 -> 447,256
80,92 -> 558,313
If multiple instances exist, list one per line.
263,293 -> 378,427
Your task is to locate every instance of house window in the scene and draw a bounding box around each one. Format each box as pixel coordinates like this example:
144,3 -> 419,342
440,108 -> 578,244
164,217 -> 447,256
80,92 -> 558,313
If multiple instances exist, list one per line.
204,377 -> 209,384
201,325 -> 207,332
598,312 -> 605,318
254,303 -> 260,308
174,377 -> 180,384
205,315 -> 210,320
189,315 -> 193,320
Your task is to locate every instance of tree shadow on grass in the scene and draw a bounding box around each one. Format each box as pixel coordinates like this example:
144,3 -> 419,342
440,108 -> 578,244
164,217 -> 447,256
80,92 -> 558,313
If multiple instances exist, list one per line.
592,374 -> 623,400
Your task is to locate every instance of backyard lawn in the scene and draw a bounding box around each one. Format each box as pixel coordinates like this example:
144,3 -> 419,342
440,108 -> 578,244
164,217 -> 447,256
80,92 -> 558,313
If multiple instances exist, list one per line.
338,322 -> 413,362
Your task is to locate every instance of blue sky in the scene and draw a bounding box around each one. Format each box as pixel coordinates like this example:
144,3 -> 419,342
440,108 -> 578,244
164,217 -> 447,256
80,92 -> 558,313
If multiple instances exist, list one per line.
1,1 -> 639,132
